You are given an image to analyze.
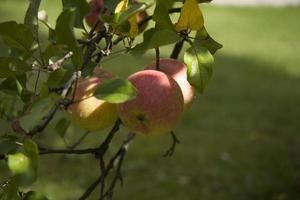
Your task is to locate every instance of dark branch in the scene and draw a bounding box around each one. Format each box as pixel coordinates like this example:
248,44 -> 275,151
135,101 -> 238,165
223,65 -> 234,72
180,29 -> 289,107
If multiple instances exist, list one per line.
39,119 -> 121,156
163,131 -> 180,157
170,39 -> 184,59
79,133 -> 135,200
155,47 -> 160,71
69,131 -> 90,150
27,99 -> 72,137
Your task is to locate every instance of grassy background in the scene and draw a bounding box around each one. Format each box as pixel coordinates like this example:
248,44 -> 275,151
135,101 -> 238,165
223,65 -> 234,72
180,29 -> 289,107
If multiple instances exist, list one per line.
1,1 -> 300,200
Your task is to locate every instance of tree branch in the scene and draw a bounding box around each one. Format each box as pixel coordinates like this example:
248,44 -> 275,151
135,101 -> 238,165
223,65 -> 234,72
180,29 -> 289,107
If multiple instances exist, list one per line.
79,133 -> 135,200
163,131 -> 180,157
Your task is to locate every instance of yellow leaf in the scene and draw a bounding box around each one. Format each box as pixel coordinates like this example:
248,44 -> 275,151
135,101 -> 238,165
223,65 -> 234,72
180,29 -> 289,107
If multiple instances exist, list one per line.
114,0 -> 139,39
129,15 -> 139,38
115,0 -> 129,13
175,0 -> 204,31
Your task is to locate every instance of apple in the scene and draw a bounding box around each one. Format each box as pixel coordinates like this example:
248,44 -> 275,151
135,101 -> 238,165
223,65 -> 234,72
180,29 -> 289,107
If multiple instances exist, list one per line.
85,0 -> 105,30
67,68 -> 118,132
145,58 -> 195,108
117,70 -> 184,135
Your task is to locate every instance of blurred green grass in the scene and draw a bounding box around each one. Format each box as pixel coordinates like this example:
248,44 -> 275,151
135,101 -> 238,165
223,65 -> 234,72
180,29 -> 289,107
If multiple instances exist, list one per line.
1,1 -> 300,200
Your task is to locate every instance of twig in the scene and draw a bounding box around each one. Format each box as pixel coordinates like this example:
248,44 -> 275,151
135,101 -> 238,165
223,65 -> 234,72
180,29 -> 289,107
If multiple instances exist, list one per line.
27,99 -> 72,137
48,51 -> 73,71
101,133 -> 135,200
163,131 -> 180,157
155,47 -> 160,71
79,133 -> 135,200
40,119 -> 121,155
170,39 -> 184,59
69,131 -> 90,150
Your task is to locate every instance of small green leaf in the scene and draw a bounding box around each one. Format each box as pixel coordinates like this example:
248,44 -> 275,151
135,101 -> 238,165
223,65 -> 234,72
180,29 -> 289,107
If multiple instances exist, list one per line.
153,0 -> 175,30
47,68 -> 67,88
55,9 -> 83,66
133,28 -> 181,55
8,153 -> 30,174
19,98 -> 54,131
194,26 -> 223,54
55,118 -> 71,138
23,139 -> 39,171
0,21 -> 34,52
184,45 -> 214,93
62,0 -> 90,29
105,0 -> 123,12
0,75 -> 26,95
24,0 -> 42,40
0,135 -> 19,154
0,176 -> 21,200
94,78 -> 137,103
0,57 -> 31,78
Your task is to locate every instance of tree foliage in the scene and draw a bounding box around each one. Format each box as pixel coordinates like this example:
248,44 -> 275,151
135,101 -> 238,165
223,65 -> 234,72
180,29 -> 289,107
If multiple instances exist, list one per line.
0,0 -> 222,199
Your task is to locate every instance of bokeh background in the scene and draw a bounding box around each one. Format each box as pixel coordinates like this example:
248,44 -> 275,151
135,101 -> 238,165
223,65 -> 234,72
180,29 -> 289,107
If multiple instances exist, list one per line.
0,0 -> 300,199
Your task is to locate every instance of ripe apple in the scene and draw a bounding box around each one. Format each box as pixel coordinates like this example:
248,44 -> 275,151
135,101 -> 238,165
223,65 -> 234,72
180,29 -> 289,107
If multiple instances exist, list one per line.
145,58 -> 195,108
117,70 -> 184,135
67,68 -> 118,132
85,0 -> 105,30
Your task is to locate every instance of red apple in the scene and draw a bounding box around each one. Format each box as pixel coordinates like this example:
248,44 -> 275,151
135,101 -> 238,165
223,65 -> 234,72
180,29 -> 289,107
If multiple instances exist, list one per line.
117,70 -> 184,135
85,0 -> 105,30
145,58 -> 195,108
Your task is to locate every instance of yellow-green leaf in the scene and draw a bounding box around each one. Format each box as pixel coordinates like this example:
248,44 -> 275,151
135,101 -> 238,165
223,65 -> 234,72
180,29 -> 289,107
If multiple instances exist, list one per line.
175,0 -> 204,31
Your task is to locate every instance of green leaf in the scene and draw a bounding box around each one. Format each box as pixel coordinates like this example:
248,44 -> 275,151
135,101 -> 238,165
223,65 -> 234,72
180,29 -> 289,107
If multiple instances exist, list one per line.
105,0 -> 122,12
55,9 -> 83,66
0,176 -> 21,200
8,153 -> 30,174
0,21 -> 34,52
24,0 -> 42,40
55,118 -> 71,138
118,3 -> 147,25
132,28 -> 181,55
19,98 -> 54,132
0,75 -> 26,95
0,57 -> 31,78
47,68 -> 67,88
194,26 -> 223,54
94,78 -> 137,103
24,191 -> 48,200
42,44 -> 67,65
153,0 -> 175,30
62,0 -> 90,29
0,135 -> 19,154
23,139 -> 39,171
184,45 -> 214,93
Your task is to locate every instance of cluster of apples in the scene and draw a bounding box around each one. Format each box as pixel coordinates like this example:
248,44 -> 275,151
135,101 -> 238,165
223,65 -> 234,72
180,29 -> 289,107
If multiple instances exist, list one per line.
67,59 -> 195,136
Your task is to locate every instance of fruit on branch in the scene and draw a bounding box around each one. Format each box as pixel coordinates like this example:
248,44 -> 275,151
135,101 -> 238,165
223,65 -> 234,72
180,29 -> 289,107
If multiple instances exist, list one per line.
85,0 -> 106,30
117,70 -> 184,135
145,58 -> 195,108
67,68 -> 118,132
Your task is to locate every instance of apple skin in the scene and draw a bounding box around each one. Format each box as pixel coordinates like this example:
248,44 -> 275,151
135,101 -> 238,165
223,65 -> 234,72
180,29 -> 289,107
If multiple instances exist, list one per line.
85,0 -> 105,30
67,68 -> 118,132
117,70 -> 184,135
145,58 -> 195,109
